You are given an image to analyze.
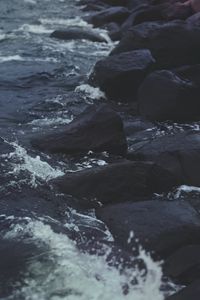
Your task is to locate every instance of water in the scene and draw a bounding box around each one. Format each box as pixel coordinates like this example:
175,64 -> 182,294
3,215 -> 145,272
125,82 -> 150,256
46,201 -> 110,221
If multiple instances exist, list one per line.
0,0 -> 173,299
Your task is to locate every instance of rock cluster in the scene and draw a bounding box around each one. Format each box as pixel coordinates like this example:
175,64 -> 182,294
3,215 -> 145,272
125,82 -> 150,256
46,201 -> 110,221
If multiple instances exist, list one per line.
32,1 -> 200,298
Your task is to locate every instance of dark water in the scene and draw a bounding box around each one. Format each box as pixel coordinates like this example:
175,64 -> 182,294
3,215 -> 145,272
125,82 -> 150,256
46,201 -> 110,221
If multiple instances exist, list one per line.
0,1 -> 172,299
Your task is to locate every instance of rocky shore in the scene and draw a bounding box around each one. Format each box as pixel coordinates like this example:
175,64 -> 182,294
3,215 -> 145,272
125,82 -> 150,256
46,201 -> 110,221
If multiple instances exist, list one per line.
27,0 -> 200,298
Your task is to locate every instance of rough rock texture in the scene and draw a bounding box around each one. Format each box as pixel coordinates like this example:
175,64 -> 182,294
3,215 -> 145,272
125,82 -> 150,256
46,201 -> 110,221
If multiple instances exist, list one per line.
96,200 -> 200,257
187,11 -> 200,25
164,245 -> 200,284
85,6 -> 130,27
52,160 -> 180,207
89,49 -> 155,102
138,69 -> 200,122
127,131 -> 200,187
111,21 -> 200,69
31,104 -> 127,156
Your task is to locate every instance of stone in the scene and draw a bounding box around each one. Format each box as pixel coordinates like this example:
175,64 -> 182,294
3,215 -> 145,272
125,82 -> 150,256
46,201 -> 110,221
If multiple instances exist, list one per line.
31,104 -> 127,156
96,200 -> 200,257
89,49 -> 155,102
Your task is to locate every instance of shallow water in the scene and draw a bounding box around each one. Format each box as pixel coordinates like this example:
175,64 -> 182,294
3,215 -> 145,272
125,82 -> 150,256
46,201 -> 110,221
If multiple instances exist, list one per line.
0,1 -> 177,299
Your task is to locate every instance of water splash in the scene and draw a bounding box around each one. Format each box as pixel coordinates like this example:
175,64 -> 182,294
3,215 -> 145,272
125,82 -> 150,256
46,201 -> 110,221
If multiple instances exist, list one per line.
2,142 -> 64,187
3,219 -> 165,300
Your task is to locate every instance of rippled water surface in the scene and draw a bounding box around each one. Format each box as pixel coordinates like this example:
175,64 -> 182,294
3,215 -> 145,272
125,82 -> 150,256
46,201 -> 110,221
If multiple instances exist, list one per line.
0,1 -> 172,299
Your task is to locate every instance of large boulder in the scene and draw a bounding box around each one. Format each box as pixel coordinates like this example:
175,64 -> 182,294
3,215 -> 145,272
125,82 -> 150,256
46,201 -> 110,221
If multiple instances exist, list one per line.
89,49 -> 155,102
52,160 -> 180,207
111,21 -> 200,69
138,69 -> 200,122
50,28 -> 107,43
31,104 -> 127,156
96,200 -> 200,257
164,245 -> 200,284
127,131 -> 200,187
187,11 -> 200,26
85,6 -> 130,27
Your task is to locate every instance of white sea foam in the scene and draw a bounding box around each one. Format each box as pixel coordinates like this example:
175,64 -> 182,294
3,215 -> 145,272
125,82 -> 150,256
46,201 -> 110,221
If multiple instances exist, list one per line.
24,0 -> 37,4
0,55 -> 23,63
18,24 -> 52,34
4,220 -> 165,300
173,185 -> 200,198
30,116 -> 73,127
3,142 -> 64,187
75,84 -> 106,102
40,17 -> 91,28
0,33 -> 6,41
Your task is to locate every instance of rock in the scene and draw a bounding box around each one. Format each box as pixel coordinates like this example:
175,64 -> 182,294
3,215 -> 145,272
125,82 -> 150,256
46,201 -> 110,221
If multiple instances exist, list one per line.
164,245 -> 200,284
111,21 -> 200,69
187,12 -> 200,26
31,104 -> 127,156
82,2 -> 110,12
162,1 -> 193,20
103,22 -> 121,41
166,279 -> 200,300
96,200 -> 200,257
127,131 -> 200,187
85,6 -> 130,27
52,160 -> 179,207
191,0 -> 200,13
127,0 -> 149,10
89,49 -> 155,102
50,27 -> 107,43
138,69 -> 200,122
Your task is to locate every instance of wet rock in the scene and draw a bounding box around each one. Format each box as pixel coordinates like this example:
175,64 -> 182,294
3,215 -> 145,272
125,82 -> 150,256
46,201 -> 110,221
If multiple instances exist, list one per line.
121,4 -> 166,30
164,245 -> 200,284
31,104 -> 127,156
50,28 -> 107,43
187,11 -> 200,26
138,69 -> 200,122
85,6 -> 130,27
162,1 -> 193,20
166,279 -> 200,300
89,49 -> 155,102
103,22 -> 121,41
127,131 -> 200,187
191,0 -> 200,13
52,160 -> 180,207
96,200 -> 200,257
111,21 -> 200,69
127,0 -> 149,10
82,2 -> 110,12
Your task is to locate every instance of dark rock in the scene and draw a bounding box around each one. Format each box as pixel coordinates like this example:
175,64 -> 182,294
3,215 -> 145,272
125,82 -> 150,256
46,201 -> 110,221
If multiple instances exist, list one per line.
103,22 -> 121,41
82,2 -> 110,12
187,12 -> 200,26
89,49 -> 155,102
96,200 -> 200,257
162,1 -> 193,20
127,131 -> 200,187
31,104 -> 127,156
122,4 -> 167,30
127,0 -> 149,10
164,245 -> 200,284
166,279 -> 200,300
111,21 -> 200,69
85,6 -> 130,27
52,160 -> 180,207
138,69 -> 200,122
50,27 -> 107,43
